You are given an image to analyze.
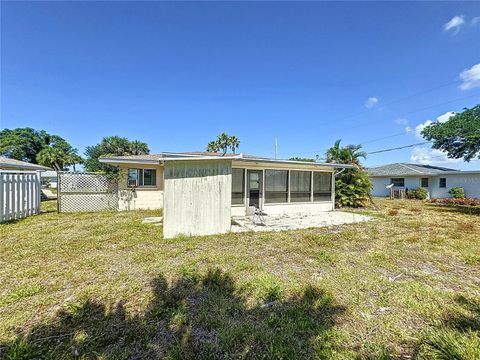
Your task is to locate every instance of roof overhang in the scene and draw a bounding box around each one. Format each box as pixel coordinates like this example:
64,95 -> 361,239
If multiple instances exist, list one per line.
99,157 -> 161,165
0,162 -> 50,171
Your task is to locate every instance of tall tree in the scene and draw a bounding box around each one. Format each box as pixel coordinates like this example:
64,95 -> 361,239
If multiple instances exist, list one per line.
325,140 -> 371,208
84,136 -> 149,173
205,133 -> 241,155
0,127 -> 81,170
421,104 -> 480,161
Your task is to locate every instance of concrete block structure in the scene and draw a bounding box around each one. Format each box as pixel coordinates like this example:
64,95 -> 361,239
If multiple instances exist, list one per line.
100,152 -> 352,238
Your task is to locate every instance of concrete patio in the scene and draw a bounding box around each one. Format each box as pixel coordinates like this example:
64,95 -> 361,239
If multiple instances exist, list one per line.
231,211 -> 372,233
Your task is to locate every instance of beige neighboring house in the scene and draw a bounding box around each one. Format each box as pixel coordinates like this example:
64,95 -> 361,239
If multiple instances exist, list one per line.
0,156 -> 51,171
100,152 -> 352,238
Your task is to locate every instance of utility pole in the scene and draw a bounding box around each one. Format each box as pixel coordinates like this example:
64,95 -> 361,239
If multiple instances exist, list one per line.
274,138 -> 278,159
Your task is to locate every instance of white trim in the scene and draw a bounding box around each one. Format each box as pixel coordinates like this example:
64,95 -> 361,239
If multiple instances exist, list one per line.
99,158 -> 160,165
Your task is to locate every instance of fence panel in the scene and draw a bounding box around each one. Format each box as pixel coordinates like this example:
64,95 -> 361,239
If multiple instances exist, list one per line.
0,171 -> 41,223
58,172 -> 118,212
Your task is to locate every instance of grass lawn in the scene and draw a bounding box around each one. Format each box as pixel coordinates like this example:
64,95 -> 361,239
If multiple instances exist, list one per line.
0,199 -> 479,359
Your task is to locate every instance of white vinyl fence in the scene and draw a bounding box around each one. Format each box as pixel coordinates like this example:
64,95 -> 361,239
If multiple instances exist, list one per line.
0,171 -> 41,223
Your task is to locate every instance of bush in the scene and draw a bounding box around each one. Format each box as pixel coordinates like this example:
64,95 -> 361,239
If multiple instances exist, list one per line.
429,198 -> 480,206
335,168 -> 372,208
406,188 -> 428,200
448,187 -> 465,198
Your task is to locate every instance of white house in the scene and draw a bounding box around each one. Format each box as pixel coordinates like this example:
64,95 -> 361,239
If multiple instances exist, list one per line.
368,163 -> 480,199
99,152 -> 352,238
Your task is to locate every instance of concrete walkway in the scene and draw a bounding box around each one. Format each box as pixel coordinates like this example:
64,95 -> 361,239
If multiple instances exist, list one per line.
231,211 -> 371,233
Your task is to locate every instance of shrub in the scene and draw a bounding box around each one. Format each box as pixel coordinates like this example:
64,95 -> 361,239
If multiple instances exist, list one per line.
430,198 -> 480,206
448,187 -> 465,198
406,188 -> 428,200
335,168 -> 372,208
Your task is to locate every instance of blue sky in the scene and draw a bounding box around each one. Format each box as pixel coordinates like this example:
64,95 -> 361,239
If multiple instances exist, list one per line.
1,2 -> 479,169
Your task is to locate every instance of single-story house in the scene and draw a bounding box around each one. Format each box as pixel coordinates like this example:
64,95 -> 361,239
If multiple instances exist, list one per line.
40,170 -> 59,188
0,156 -> 51,172
367,163 -> 480,199
99,152 -> 352,238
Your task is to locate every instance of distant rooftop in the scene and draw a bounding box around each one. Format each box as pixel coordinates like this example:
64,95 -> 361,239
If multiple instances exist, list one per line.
367,163 -> 459,177
0,156 -> 51,171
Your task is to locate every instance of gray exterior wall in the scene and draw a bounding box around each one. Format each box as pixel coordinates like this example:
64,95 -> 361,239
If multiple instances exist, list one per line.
371,174 -> 480,198
163,160 -> 232,239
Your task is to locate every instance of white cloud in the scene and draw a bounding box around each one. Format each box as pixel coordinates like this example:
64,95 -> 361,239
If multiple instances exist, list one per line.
365,97 -> 379,108
395,118 -> 408,125
410,146 -> 462,165
459,63 -> 480,90
413,111 -> 455,139
472,16 -> 480,25
444,15 -> 465,34
405,126 -> 412,133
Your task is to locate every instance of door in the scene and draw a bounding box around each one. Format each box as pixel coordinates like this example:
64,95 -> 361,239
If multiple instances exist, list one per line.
247,170 -> 263,208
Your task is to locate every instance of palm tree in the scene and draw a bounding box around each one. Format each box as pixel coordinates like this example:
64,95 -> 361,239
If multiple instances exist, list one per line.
229,136 -> 240,154
216,133 -> 230,155
36,147 -> 66,170
206,141 -> 219,153
65,153 -> 84,171
326,139 -> 366,166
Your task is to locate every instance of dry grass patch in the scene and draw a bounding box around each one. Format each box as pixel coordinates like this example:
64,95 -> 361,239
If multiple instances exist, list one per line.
1,199 -> 479,359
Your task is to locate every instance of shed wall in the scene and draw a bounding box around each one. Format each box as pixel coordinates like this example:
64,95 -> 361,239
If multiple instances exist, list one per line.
163,160 -> 232,238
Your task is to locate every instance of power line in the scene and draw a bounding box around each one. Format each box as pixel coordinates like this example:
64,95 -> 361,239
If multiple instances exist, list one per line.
367,142 -> 432,155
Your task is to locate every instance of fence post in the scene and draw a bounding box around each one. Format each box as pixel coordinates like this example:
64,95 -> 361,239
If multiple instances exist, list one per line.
0,173 -> 4,222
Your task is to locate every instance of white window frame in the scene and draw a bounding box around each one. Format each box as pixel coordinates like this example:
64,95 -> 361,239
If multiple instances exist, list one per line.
127,168 -> 157,188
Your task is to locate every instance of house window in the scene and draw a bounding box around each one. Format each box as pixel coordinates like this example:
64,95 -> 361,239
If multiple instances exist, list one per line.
232,168 -> 245,205
265,170 -> 288,203
421,178 -> 429,188
313,172 -> 332,201
391,178 -> 405,187
439,178 -> 446,188
128,168 -> 156,187
290,171 -> 311,202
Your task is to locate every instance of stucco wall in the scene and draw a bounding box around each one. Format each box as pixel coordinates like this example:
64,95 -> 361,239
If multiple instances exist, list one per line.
117,164 -> 164,210
430,174 -> 480,198
163,160 -> 232,238
371,176 -> 427,197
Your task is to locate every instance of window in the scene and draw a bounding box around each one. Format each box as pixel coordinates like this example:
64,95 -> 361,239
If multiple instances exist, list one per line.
391,178 -> 405,187
128,168 -> 156,187
265,170 -> 288,203
421,178 -> 429,188
290,171 -> 311,202
313,172 -> 332,201
439,178 -> 446,188
232,168 -> 245,205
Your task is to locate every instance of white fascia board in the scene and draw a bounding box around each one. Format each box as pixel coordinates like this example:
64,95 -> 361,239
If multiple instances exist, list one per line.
233,158 -> 354,168
98,158 -> 161,165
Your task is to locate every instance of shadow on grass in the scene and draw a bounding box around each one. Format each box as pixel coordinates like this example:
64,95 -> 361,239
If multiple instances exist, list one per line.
0,269 -> 345,359
414,295 -> 480,360
426,203 -> 480,216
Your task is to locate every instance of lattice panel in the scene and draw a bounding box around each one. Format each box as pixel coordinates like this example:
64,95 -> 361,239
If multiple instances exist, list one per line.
58,172 -> 118,212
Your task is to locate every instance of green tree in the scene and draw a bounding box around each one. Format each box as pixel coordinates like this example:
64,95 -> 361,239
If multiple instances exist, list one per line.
84,136 -> 149,173
421,104 -> 480,161
0,128 -> 50,163
325,140 -> 371,208
206,133 -> 241,155
0,127 -> 81,170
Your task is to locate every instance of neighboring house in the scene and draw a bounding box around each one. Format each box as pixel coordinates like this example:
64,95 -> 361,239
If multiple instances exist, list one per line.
367,163 -> 480,199
99,152 -> 351,238
40,170 -> 58,188
0,156 -> 51,171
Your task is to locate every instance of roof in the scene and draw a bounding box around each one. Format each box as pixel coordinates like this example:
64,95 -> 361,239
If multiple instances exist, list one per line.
0,156 -> 51,171
99,152 -> 353,168
367,163 -> 463,177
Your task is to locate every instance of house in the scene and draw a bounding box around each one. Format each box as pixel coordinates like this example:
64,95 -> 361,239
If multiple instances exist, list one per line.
99,152 -> 352,238
0,156 -> 51,171
40,170 -> 59,188
367,163 -> 480,199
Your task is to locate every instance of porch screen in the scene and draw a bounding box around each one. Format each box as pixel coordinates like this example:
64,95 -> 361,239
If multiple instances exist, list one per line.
265,170 -> 288,203
313,172 -> 332,201
232,168 -> 245,205
290,171 -> 311,202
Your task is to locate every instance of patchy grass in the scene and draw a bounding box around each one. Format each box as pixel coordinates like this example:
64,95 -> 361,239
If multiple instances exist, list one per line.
0,198 -> 479,359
